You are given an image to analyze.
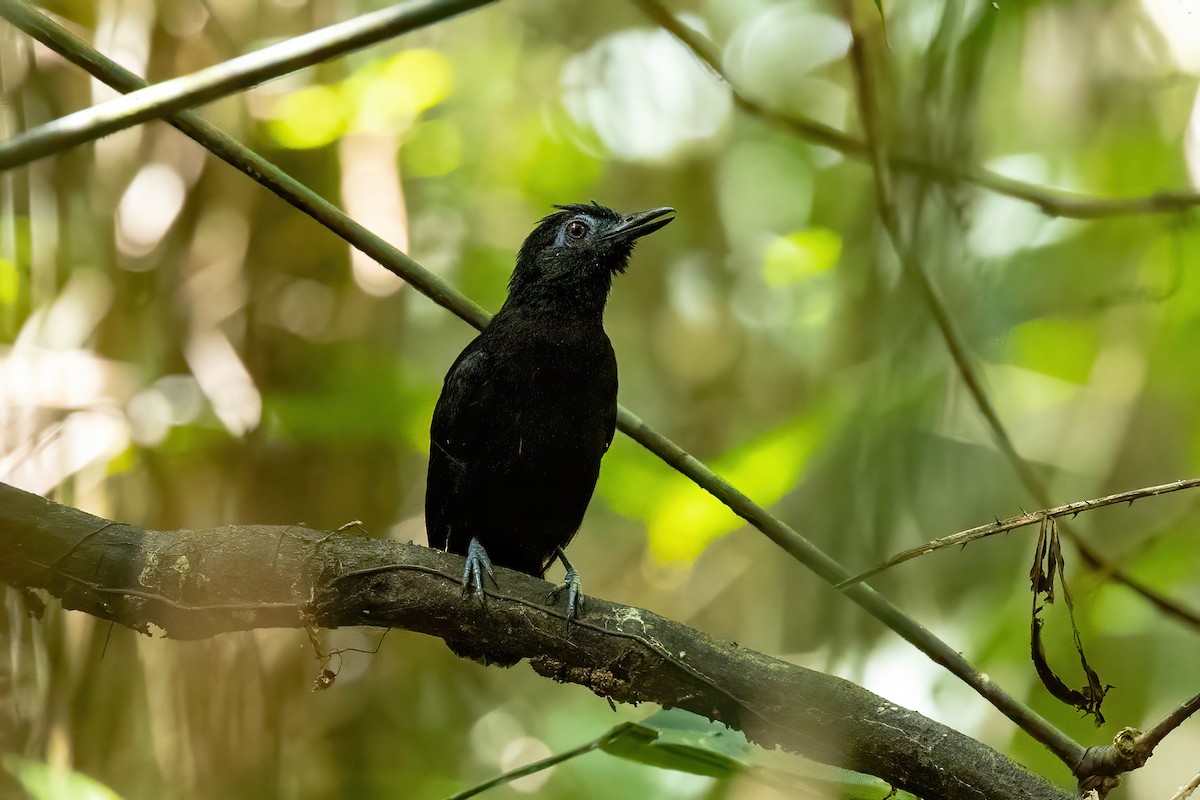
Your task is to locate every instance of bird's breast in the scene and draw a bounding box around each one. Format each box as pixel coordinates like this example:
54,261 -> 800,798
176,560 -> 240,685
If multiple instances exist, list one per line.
483,327 -> 616,451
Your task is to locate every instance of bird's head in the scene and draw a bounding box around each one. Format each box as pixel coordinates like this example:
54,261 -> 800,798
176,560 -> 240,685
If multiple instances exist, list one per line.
506,202 -> 674,314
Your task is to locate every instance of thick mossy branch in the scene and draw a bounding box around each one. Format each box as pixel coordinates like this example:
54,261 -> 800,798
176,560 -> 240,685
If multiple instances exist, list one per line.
0,481 -> 1069,800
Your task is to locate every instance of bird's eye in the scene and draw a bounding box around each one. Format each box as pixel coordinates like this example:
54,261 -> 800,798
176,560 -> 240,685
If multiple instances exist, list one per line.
566,220 -> 588,240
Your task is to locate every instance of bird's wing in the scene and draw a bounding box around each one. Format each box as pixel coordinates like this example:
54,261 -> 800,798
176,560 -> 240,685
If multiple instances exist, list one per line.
602,352 -> 618,454
431,346 -> 492,454
426,344 -> 493,550
603,403 -> 616,453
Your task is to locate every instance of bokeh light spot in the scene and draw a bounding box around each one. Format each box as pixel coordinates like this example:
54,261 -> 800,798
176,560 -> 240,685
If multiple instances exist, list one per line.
115,164 -> 186,258
1008,317 -> 1100,384
268,84 -> 347,149
762,228 -> 842,287
647,413 -> 825,562
382,49 -> 454,113
562,24 -> 731,162
344,49 -> 454,136
0,258 -> 19,305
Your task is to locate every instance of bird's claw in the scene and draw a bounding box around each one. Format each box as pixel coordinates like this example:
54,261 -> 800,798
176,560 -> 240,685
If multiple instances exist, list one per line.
462,538 -> 496,605
549,566 -> 585,619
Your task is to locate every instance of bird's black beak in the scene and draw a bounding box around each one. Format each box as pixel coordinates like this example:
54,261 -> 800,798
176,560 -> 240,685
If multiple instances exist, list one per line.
601,207 -> 675,243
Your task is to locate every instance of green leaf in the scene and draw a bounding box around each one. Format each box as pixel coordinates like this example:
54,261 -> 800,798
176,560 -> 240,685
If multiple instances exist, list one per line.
0,258 -> 19,305
762,228 -> 842,287
344,48 -> 454,135
1007,316 -> 1099,384
645,408 -> 828,562
2,756 -> 123,800
268,48 -> 455,149
600,709 -> 748,778
600,711 -> 917,799
267,84 -> 347,149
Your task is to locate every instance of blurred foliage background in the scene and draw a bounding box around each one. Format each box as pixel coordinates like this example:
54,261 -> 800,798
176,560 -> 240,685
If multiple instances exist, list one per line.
2,0 -> 1200,797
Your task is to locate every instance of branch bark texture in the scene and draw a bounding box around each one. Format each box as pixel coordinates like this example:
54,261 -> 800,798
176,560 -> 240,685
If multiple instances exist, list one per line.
0,481 -> 1070,800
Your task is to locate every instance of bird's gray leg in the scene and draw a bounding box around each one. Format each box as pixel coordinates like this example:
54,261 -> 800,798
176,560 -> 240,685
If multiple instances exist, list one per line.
548,547 -> 585,618
462,537 -> 497,604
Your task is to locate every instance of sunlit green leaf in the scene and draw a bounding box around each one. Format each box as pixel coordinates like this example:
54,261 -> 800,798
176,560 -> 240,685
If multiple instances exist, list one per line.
600,710 -> 747,778
596,437 -> 674,521
762,228 -> 842,287
753,747 -> 920,800
601,711 -> 915,799
105,445 -> 138,475
647,409 -> 827,562
267,84 -> 347,149
0,258 -> 18,305
516,115 -> 604,206
1008,317 -> 1099,384
379,49 -> 454,114
344,49 -> 454,135
267,49 -> 454,149
3,756 -> 123,800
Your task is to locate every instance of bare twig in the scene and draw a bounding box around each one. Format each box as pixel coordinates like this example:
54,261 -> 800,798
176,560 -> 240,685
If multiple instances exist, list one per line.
630,0 -> 1200,220
2,3 -> 1087,769
0,0 -> 499,171
837,478 -> 1200,588
1170,771 -> 1200,800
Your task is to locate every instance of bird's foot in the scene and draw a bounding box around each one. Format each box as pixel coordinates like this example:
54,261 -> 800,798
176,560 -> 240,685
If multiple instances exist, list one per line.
548,548 -> 585,619
462,537 -> 497,606
548,568 -> 585,619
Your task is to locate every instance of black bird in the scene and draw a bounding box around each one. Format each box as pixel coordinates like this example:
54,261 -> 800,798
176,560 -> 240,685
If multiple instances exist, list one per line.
426,202 -> 674,617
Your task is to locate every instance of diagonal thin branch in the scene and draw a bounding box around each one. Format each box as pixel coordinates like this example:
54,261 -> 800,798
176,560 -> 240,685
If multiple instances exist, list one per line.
2,3 -> 1086,769
0,0 -> 499,171
1137,690 -> 1200,754
1170,771 -> 1200,800
837,477 -> 1200,588
630,0 -> 1200,220
446,727 -> 622,800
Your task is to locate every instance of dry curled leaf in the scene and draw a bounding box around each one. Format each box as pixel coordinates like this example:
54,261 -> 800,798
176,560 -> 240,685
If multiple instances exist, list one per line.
1029,518 -> 1110,724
